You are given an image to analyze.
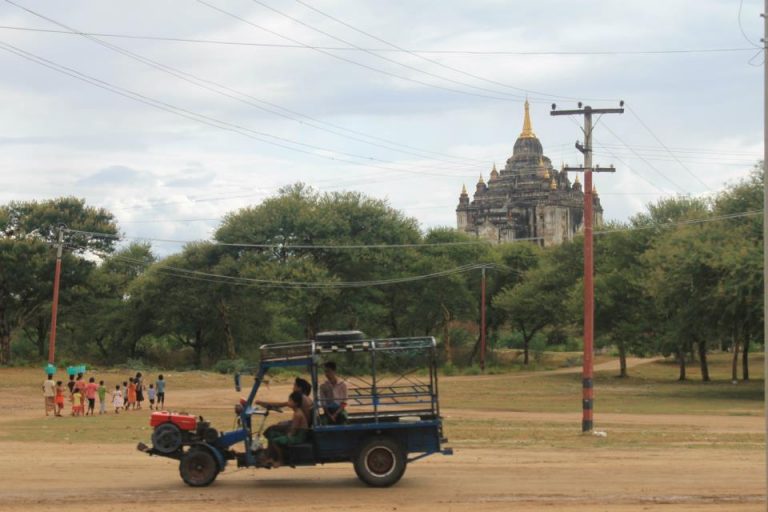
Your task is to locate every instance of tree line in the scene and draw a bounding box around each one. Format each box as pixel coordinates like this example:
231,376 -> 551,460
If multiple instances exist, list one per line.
0,168 -> 763,380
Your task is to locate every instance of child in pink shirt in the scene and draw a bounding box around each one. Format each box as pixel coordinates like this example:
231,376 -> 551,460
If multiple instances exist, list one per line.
84,377 -> 98,416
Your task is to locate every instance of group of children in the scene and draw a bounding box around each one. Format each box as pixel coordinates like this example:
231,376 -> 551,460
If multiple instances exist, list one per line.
110,373 -> 166,414
43,372 -> 166,417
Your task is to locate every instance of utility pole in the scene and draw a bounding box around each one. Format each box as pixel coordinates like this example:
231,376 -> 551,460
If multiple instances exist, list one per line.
47,226 -> 64,365
762,1 -> 767,506
480,265 -> 487,371
551,102 -> 623,433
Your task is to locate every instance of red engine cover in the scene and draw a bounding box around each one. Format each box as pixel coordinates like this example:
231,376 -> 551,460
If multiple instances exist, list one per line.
150,411 -> 197,431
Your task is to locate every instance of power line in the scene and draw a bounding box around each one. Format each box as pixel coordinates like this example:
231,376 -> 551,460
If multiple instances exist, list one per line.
627,106 -> 713,191
197,0 -> 541,103
599,121 -> 690,193
250,0 -> 544,101
111,255 -> 488,288
69,208 -> 762,249
738,0 -> 762,48
0,39 -> 479,180
562,115 -> 671,194
3,1 -> 489,170
0,25 -> 753,56
286,0 -> 600,102
65,227 -> 543,248
594,209 -> 763,235
595,142 -> 761,157
86,209 -> 763,291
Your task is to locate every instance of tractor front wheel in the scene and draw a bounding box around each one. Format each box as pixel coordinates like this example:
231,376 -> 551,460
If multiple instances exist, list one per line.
353,437 -> 406,487
179,447 -> 219,487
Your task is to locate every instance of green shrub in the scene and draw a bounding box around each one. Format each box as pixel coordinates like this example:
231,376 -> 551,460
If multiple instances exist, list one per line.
212,358 -> 250,374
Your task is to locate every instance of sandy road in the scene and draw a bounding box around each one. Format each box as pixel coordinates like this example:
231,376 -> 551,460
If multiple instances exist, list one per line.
0,358 -> 764,512
0,441 -> 763,512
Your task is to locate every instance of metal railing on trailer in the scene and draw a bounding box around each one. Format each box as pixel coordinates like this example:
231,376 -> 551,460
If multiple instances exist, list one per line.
257,336 -> 440,423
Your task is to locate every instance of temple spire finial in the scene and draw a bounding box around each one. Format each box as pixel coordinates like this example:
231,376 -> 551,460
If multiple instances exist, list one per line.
520,99 -> 535,139
461,183 -> 467,195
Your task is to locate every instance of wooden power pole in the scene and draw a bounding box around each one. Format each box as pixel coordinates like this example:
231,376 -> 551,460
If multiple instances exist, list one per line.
480,265 -> 487,371
47,226 -> 64,365
762,0 -> 768,505
550,102 -> 623,433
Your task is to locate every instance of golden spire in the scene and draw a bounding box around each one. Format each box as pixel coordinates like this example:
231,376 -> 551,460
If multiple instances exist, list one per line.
593,184 -> 598,194
549,177 -> 557,190
478,173 -> 485,185
461,183 -> 467,195
520,99 -> 535,139
492,162 -> 497,172
574,174 -> 581,184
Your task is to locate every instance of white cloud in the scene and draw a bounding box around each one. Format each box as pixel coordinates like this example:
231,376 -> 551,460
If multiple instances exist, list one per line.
0,0 -> 761,256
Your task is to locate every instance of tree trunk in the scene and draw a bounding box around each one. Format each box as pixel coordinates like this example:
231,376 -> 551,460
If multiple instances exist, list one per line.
0,332 -> 10,365
697,339 -> 710,382
0,307 -> 11,365
217,299 -> 237,360
617,339 -> 628,378
193,329 -> 204,368
677,348 -> 686,381
522,328 -> 531,366
24,316 -> 48,358
441,304 -> 452,366
94,336 -> 109,361
731,331 -> 740,382
742,337 -> 750,381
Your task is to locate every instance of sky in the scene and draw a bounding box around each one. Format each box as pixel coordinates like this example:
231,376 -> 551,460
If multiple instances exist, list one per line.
0,0 -> 764,255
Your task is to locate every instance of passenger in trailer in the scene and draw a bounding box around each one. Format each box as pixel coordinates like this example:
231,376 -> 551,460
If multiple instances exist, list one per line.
265,391 -> 308,468
256,377 -> 314,442
319,361 -> 348,425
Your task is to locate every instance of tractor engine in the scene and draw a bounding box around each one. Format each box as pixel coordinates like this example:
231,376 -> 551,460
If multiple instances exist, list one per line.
149,412 -> 218,454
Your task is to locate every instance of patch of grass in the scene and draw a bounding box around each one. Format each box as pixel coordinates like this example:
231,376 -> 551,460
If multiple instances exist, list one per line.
441,353 -> 764,416
1,353 -> 763,451
444,418 -> 763,450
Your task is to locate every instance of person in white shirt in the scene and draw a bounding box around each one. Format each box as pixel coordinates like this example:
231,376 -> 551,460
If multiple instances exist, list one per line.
42,374 -> 56,416
318,361 -> 348,424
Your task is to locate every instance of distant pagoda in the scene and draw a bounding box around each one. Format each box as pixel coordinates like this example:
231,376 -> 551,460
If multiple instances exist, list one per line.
456,101 -> 603,246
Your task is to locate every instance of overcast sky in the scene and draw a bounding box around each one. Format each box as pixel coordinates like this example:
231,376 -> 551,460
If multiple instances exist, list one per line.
0,0 -> 763,254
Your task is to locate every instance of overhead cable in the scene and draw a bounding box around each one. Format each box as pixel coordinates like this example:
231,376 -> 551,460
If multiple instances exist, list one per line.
0,39 -> 477,179
3,1 -> 488,169
197,0 -> 540,103
627,106 -> 712,191
0,25 -> 753,56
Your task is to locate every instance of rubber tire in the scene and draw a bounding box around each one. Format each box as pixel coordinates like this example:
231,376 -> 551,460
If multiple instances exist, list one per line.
179,447 -> 219,487
151,422 -> 182,454
353,437 -> 407,487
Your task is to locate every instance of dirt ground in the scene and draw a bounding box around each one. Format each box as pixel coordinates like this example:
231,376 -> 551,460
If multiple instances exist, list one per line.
0,360 -> 764,512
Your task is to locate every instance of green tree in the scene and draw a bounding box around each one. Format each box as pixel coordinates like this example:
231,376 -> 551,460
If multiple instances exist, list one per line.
493,240 -> 580,365
65,243 -> 154,362
0,197 -> 116,364
712,165 -> 763,380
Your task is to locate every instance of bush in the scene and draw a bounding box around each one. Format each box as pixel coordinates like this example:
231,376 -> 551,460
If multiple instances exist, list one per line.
121,358 -> 151,371
546,328 -> 568,346
460,365 -> 482,376
212,358 -> 250,374
442,363 -> 457,376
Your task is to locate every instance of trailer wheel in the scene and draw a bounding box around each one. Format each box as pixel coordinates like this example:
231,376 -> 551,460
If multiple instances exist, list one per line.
180,447 -> 219,487
353,437 -> 406,487
151,423 -> 182,454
